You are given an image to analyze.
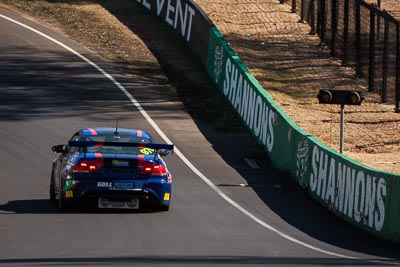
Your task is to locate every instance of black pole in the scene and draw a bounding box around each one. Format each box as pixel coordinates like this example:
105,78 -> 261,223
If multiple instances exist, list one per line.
368,8 -> 376,92
356,0 -> 362,77
317,0 -> 321,36
320,0 -> 326,43
382,19 -> 389,102
396,22 -> 400,112
331,0 -> 338,57
342,0 -> 349,65
377,0 -> 381,40
340,104 -> 345,154
310,0 -> 316,34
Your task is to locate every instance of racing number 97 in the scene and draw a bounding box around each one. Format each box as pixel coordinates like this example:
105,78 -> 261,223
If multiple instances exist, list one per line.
140,148 -> 154,155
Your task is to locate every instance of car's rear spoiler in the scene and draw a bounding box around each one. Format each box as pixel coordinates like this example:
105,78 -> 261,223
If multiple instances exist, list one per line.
68,141 -> 174,151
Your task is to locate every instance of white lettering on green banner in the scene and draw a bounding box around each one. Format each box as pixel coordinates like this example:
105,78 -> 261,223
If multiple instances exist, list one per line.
309,145 -> 387,231
221,57 -> 275,152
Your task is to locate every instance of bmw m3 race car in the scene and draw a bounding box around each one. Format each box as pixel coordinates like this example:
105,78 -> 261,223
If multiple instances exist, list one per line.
50,127 -> 174,211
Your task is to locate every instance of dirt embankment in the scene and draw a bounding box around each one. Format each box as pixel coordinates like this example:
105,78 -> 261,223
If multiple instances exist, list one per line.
1,0 -> 399,173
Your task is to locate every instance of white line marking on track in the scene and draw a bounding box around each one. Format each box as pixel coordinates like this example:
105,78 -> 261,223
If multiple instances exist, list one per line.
1,12 -> 397,265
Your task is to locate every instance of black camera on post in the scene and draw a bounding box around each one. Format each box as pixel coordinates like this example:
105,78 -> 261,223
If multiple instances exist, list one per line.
317,90 -> 364,106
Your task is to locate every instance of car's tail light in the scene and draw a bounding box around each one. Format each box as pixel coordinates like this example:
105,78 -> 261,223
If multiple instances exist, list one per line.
73,158 -> 104,173
140,161 -> 167,176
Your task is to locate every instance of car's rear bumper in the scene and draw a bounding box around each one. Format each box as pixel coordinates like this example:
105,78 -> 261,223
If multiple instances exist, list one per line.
63,179 -> 171,208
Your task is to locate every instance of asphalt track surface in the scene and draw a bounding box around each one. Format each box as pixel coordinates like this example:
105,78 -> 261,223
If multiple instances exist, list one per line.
0,7 -> 399,267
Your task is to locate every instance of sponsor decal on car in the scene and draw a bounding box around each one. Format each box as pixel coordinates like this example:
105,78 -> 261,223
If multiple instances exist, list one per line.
112,159 -> 129,167
97,182 -> 113,188
164,193 -> 170,201
97,181 -> 143,191
140,148 -> 155,155
113,182 -> 134,190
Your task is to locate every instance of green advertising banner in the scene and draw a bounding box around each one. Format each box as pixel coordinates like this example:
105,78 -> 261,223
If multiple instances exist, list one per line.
206,26 -> 400,242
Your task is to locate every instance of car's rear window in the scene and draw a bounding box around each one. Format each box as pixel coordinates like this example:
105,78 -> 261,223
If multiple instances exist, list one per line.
84,135 -> 154,155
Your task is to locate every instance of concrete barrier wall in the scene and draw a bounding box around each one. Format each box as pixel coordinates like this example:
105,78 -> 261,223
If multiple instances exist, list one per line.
135,0 -> 213,64
134,1 -> 400,243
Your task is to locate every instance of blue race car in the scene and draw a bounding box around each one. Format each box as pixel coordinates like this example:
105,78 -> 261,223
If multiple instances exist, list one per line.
50,127 -> 174,211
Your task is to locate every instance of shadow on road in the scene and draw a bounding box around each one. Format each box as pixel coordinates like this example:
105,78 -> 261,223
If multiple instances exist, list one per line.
0,46 -> 182,122
0,255 -> 397,266
0,199 -> 59,214
0,199 -> 157,214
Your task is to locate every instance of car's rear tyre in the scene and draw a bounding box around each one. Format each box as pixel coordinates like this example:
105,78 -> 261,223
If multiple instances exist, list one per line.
49,177 -> 56,202
156,204 -> 170,212
58,193 -> 72,212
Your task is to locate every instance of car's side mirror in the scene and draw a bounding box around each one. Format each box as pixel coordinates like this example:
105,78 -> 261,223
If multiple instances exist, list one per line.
52,144 -> 66,153
158,149 -> 170,157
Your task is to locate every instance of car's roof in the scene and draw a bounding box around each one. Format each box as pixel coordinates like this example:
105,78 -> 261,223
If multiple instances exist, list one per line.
81,128 -> 151,139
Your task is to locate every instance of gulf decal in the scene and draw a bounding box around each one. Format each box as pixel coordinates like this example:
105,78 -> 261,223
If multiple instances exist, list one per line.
87,128 -> 98,136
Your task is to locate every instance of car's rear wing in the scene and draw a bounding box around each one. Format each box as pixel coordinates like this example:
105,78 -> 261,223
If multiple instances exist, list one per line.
68,141 -> 174,158
68,141 -> 174,151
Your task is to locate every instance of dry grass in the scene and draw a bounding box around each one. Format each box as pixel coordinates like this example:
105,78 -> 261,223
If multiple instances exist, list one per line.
1,0 -> 399,173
